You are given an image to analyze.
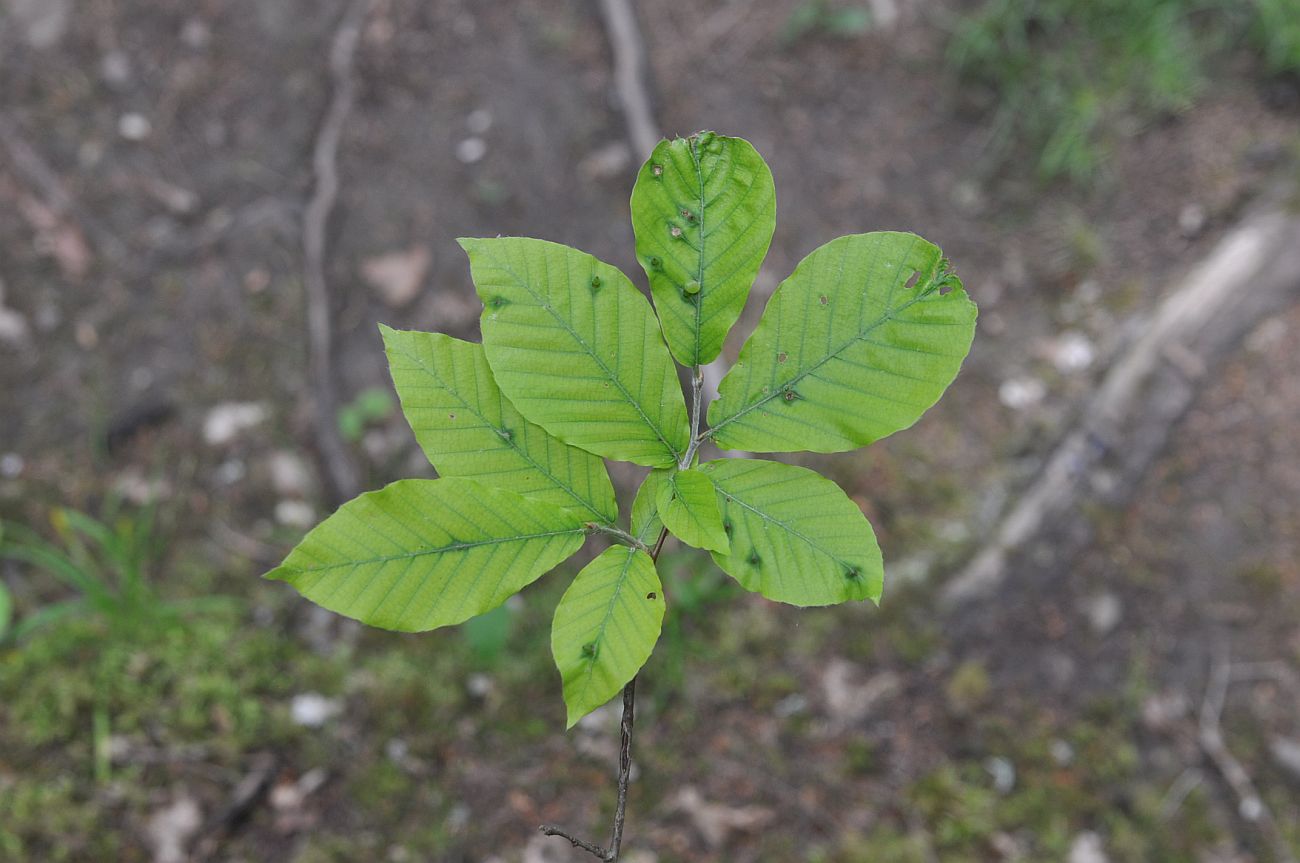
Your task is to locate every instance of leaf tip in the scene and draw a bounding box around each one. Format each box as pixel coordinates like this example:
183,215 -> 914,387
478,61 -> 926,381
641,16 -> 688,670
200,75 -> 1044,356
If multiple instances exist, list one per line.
262,564 -> 293,583
564,704 -> 586,731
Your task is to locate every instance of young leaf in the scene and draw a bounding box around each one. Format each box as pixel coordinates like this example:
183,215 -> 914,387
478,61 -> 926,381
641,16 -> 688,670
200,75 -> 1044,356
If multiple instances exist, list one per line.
381,326 -> 617,524
630,132 -> 776,366
699,459 -> 883,606
631,469 -> 670,544
707,232 -> 977,453
551,545 -> 665,728
266,479 -> 587,632
461,237 -> 689,468
655,468 -> 729,554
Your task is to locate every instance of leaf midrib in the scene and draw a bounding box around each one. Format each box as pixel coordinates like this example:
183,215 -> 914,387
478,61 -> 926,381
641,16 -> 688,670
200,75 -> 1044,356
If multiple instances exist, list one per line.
287,527 -> 585,573
718,490 -> 855,572
573,547 -> 642,698
487,249 -> 684,463
689,136 -> 706,366
709,277 -> 942,438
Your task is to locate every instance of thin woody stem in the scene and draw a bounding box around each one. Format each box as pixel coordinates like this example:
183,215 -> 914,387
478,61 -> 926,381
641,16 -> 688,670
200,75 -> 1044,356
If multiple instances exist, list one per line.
539,526 -> 668,861
680,365 -> 705,470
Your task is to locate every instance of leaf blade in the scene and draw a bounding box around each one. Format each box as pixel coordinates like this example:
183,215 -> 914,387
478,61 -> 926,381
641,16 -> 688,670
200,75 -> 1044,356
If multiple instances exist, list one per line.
699,459 -> 883,606
0,580 -> 11,641
462,237 -> 689,468
707,232 -> 976,453
381,325 -> 618,524
631,469 -> 671,544
631,132 -> 776,366
655,468 -> 729,554
266,478 -> 587,632
551,545 -> 665,728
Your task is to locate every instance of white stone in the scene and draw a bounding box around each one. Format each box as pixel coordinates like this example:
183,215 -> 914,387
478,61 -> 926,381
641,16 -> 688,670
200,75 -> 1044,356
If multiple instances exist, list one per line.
145,797 -> 202,863
101,51 -> 131,86
275,500 -> 316,528
456,136 -> 487,164
1050,331 -> 1096,373
268,451 -> 313,497
999,376 -> 1047,410
203,402 -> 268,445
1083,592 -> 1122,635
290,693 -> 341,728
0,306 -> 30,347
118,113 -> 153,141
1068,831 -> 1109,863
180,18 -> 211,49
0,453 -> 24,479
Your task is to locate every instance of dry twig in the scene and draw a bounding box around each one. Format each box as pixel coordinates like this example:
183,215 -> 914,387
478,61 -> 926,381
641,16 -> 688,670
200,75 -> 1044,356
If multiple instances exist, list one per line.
597,0 -> 659,161
302,0 -> 370,504
944,207 -> 1300,605
1198,645 -> 1297,863
539,529 -> 668,860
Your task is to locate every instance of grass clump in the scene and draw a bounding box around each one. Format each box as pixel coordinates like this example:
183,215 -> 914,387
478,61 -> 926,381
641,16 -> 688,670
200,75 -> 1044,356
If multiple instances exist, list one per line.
949,0 -> 1300,183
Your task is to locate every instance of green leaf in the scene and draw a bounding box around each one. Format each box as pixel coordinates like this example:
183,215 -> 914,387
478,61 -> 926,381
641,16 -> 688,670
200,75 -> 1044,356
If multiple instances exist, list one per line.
699,459 -> 883,606
461,237 -> 689,468
707,232 -> 977,453
655,468 -> 729,554
631,469 -> 670,544
266,479 -> 587,632
630,132 -> 776,366
381,326 -> 617,525
551,545 -> 665,727
0,580 -> 11,641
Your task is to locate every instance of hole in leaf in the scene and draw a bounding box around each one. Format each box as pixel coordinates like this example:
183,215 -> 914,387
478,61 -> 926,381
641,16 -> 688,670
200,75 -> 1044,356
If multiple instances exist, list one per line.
777,352 -> 788,363
646,592 -> 657,600
748,550 -> 761,567
590,275 -> 602,290
448,413 -> 456,420
845,566 -> 861,580
651,163 -> 664,177
723,519 -> 733,535
581,642 -> 597,658
904,270 -> 921,290
818,295 -> 829,306
782,388 -> 798,402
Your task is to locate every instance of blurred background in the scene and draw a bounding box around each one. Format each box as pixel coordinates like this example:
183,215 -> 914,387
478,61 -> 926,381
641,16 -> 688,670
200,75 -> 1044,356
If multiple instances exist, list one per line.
2,0 -> 1300,861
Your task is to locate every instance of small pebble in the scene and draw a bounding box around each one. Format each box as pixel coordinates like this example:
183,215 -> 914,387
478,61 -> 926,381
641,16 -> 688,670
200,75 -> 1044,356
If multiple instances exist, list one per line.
180,18 -> 211,49
456,137 -> 487,164
203,402 -> 268,446
0,453 -> 24,479
117,113 -> 152,141
1050,331 -> 1095,373
100,51 -> 131,86
290,693 -> 341,728
998,376 -> 1046,410
275,500 -> 316,528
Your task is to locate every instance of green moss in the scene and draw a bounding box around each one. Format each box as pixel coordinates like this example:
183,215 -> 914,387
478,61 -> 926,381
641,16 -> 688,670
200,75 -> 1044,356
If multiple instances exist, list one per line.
944,660 -> 993,715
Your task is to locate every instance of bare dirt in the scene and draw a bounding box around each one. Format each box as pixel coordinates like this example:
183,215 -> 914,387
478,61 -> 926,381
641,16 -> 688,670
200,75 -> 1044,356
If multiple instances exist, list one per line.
2,0 -> 1299,861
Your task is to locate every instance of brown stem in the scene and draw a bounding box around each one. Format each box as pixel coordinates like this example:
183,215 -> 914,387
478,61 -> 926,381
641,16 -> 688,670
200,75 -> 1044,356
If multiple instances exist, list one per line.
540,527 -> 668,861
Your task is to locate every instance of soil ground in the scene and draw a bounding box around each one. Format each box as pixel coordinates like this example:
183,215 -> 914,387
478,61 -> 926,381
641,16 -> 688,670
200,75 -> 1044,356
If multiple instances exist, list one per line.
1,1 -> 1299,861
